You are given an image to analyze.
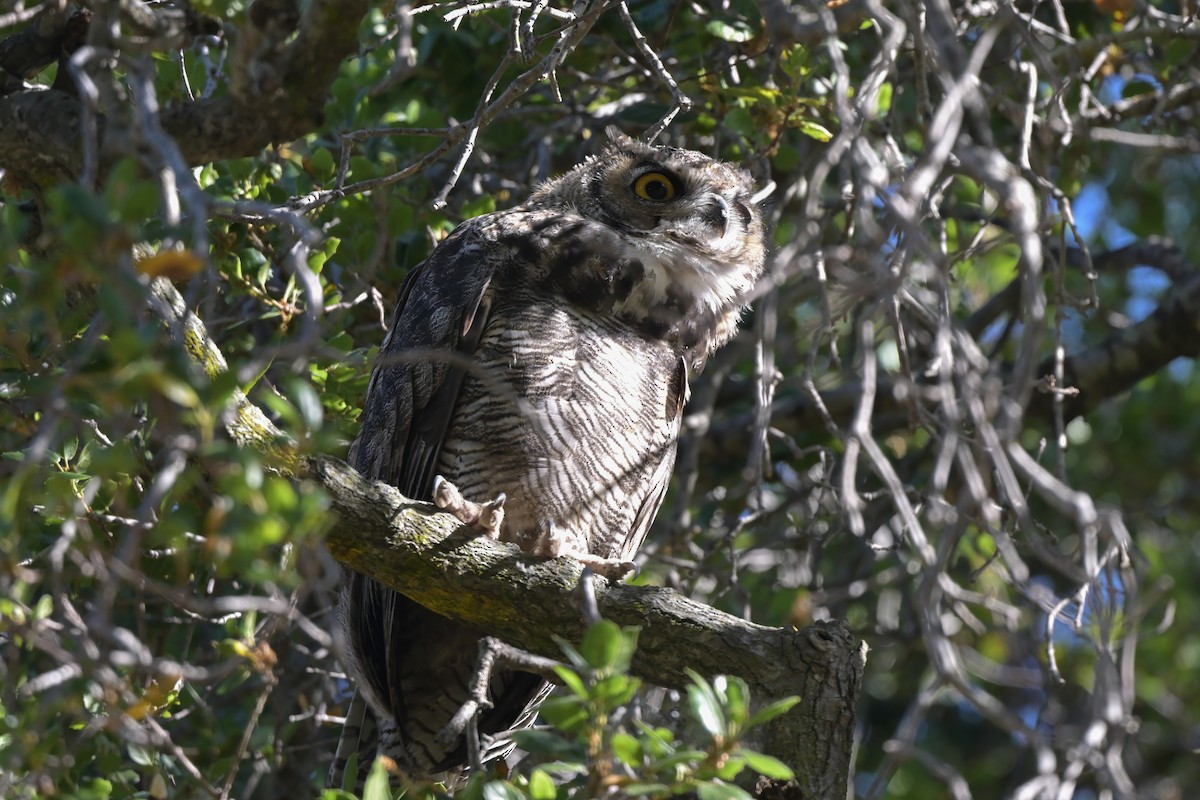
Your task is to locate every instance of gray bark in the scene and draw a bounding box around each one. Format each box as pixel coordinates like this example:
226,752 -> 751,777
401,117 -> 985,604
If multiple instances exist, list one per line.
315,455 -> 865,800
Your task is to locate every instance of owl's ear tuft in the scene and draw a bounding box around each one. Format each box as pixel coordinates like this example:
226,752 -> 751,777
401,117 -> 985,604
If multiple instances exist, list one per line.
603,126 -> 658,159
604,125 -> 634,146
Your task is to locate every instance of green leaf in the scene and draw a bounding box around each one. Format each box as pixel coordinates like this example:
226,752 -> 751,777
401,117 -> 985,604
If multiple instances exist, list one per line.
741,750 -> 795,780
779,45 -> 809,79
80,778 -> 113,799
461,194 -> 497,218
795,118 -> 833,142
553,637 -> 590,672
686,670 -> 725,737
361,757 -> 391,800
511,728 -> 586,759
713,754 -> 746,780
706,20 -> 755,42
592,674 -> 640,707
127,743 -> 156,766
286,377 -> 324,431
611,731 -> 642,765
34,593 -> 53,621
715,676 -> 749,726
458,774 -> 486,800
537,760 -> 587,780
334,751 -> 357,796
633,722 -> 677,759
1122,78 -> 1156,99
483,781 -> 529,800
723,106 -> 756,140
745,696 -> 801,730
308,147 -> 336,183
553,665 -> 588,698
694,780 -> 754,800
579,619 -> 638,672
529,697 -> 588,735
157,374 -> 202,410
528,769 -> 557,800
874,82 -> 893,116
625,783 -> 671,796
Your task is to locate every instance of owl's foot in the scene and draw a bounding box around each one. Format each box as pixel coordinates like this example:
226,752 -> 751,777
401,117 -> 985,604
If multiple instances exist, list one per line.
580,554 -> 639,581
531,521 -> 638,581
433,475 -> 506,539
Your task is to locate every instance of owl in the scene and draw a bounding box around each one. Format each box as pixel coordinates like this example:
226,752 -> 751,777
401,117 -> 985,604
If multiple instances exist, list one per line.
331,128 -> 765,786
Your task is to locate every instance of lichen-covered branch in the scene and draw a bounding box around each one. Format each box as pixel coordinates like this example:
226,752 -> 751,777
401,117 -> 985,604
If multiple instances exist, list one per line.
0,0 -> 369,193
145,277 -> 301,469
314,454 -> 864,799
145,271 -> 864,798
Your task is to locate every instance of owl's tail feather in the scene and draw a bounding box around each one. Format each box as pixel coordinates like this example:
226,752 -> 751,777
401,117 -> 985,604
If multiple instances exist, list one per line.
327,689 -> 378,792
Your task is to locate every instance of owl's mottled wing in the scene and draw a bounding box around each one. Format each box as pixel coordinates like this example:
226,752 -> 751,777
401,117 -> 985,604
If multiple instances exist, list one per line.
340,218 -> 498,755
348,221 -> 495,497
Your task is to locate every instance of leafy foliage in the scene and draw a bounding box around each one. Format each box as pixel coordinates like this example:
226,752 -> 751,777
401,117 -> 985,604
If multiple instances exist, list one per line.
441,623 -> 797,800
2,0 -> 1200,798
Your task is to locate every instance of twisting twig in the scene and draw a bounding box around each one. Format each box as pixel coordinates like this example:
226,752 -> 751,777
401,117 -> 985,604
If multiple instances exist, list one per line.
432,49 -> 518,210
615,2 -> 691,143
519,0 -> 553,57
428,0 -> 619,207
368,0 -> 417,97
65,46 -> 104,187
220,674 -> 277,799
578,567 -> 601,626
437,636 -> 567,771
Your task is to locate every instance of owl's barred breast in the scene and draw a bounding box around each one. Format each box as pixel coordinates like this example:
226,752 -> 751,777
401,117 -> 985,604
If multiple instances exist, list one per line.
438,294 -> 684,560
333,129 -> 766,788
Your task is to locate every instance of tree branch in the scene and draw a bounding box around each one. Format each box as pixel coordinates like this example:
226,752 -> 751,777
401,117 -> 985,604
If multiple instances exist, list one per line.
156,0 -> 368,165
145,274 -> 865,799
707,241 -> 1200,451
0,0 -> 368,192
0,6 -> 78,86
1028,270 -> 1200,422
315,455 -> 864,799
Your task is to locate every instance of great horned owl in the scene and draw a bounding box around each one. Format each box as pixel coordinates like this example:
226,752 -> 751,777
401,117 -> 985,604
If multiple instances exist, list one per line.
332,128 -> 765,784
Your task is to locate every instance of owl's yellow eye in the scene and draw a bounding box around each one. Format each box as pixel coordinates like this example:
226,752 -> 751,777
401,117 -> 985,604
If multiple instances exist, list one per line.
632,172 -> 678,202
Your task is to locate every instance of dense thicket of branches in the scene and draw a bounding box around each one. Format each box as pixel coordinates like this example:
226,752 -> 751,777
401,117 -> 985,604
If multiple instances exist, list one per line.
2,1 -> 1200,798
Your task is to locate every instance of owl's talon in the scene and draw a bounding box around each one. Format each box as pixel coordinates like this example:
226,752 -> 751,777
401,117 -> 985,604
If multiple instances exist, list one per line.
433,475 -> 461,510
477,494 -> 506,540
534,519 -> 568,558
433,475 -> 506,539
526,522 -> 637,580
580,556 -> 638,581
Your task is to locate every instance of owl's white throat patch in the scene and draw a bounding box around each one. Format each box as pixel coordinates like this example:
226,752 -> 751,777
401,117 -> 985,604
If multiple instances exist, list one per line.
616,235 -> 751,322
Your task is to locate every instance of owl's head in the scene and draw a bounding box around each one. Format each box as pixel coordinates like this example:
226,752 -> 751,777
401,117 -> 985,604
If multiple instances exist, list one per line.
529,128 -> 766,356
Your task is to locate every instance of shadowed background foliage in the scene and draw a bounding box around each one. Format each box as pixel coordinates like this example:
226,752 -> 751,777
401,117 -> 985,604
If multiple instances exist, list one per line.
2,0 -> 1199,798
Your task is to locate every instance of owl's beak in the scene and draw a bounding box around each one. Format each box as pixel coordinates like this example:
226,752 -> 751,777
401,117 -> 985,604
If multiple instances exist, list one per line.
702,193 -> 732,239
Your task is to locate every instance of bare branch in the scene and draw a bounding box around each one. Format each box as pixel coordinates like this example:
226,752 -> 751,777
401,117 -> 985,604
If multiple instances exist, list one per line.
143,271 -> 863,798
